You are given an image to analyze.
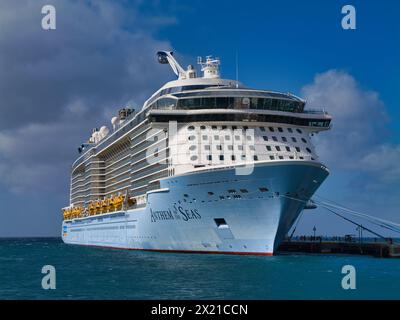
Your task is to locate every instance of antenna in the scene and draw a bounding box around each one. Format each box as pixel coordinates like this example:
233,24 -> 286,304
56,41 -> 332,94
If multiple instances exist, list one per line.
235,50 -> 239,88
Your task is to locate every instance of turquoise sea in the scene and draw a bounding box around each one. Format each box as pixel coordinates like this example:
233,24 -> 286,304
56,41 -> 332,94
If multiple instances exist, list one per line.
0,238 -> 399,300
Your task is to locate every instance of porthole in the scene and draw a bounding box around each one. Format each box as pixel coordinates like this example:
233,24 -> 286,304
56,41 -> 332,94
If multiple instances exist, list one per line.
254,155 -> 258,161
219,155 -> 224,160
190,155 -> 198,161
189,145 -> 196,151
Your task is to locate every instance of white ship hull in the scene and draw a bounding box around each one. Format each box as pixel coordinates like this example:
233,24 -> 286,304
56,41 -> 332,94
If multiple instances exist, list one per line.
62,161 -> 329,255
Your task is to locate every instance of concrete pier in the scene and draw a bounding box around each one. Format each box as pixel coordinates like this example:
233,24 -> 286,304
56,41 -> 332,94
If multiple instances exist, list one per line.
278,238 -> 400,258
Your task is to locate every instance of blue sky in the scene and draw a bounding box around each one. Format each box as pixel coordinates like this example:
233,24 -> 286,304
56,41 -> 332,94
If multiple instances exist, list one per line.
0,0 -> 398,237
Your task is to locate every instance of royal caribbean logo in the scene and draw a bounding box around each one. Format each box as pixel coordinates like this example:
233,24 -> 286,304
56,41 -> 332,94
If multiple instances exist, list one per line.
150,205 -> 201,223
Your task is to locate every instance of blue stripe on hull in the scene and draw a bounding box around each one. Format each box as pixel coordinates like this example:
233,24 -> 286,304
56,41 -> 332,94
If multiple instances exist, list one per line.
62,161 -> 329,255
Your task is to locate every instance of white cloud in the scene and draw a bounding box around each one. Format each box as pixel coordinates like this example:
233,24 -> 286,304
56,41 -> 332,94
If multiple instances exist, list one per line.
0,0 -> 179,195
301,69 -> 399,185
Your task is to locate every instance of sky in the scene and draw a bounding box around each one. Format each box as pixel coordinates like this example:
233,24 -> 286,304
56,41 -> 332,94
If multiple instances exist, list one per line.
0,0 -> 399,237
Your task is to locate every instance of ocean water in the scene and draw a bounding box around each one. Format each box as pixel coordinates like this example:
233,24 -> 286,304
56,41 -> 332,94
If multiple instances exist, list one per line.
0,238 -> 399,300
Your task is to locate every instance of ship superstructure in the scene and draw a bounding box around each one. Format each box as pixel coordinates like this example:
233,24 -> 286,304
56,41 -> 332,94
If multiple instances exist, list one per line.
62,51 -> 331,255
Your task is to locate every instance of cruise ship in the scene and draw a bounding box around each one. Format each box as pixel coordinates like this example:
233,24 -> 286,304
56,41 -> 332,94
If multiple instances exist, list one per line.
61,51 -> 332,255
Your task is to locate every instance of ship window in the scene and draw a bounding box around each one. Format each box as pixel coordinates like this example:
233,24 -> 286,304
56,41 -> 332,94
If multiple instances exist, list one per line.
260,127 -> 266,132
296,128 -> 303,134
222,125 -> 227,129
249,145 -> 255,151
259,187 -> 269,192
228,189 -> 236,194
269,155 -> 275,160
285,146 -> 291,152
295,147 -> 301,152
254,155 -> 258,161
202,135 -> 208,141
189,145 -> 196,151
292,137 -> 297,143
243,126 -> 248,130
275,146 -> 281,151
246,135 -> 252,141
278,127 -> 283,132
240,189 -> 248,193
184,194 -> 189,197
299,156 -> 304,159
263,136 -> 268,141
306,147 -> 312,153
200,125 -> 206,130
289,156 -> 294,159
266,146 -> 272,151
188,135 -> 196,141
227,145 -> 233,150
216,145 -> 222,150
279,156 -> 284,159
219,155 -> 224,160
238,145 -> 243,150
190,155 -> 198,161
241,155 -> 246,160
232,126 -> 237,130
214,218 -> 227,227
219,196 -> 225,200
234,195 -> 241,199
301,138 -> 307,143
235,135 -> 240,141
268,127 -> 274,132
281,137 -> 287,142
212,125 -> 218,130
225,135 -> 231,140
205,145 -> 210,150
207,155 -> 212,160
311,157 -> 315,160
188,126 -> 195,131
214,135 -> 220,140
208,192 -> 214,196
231,155 -> 236,160
272,136 -> 278,142
287,128 -> 293,133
